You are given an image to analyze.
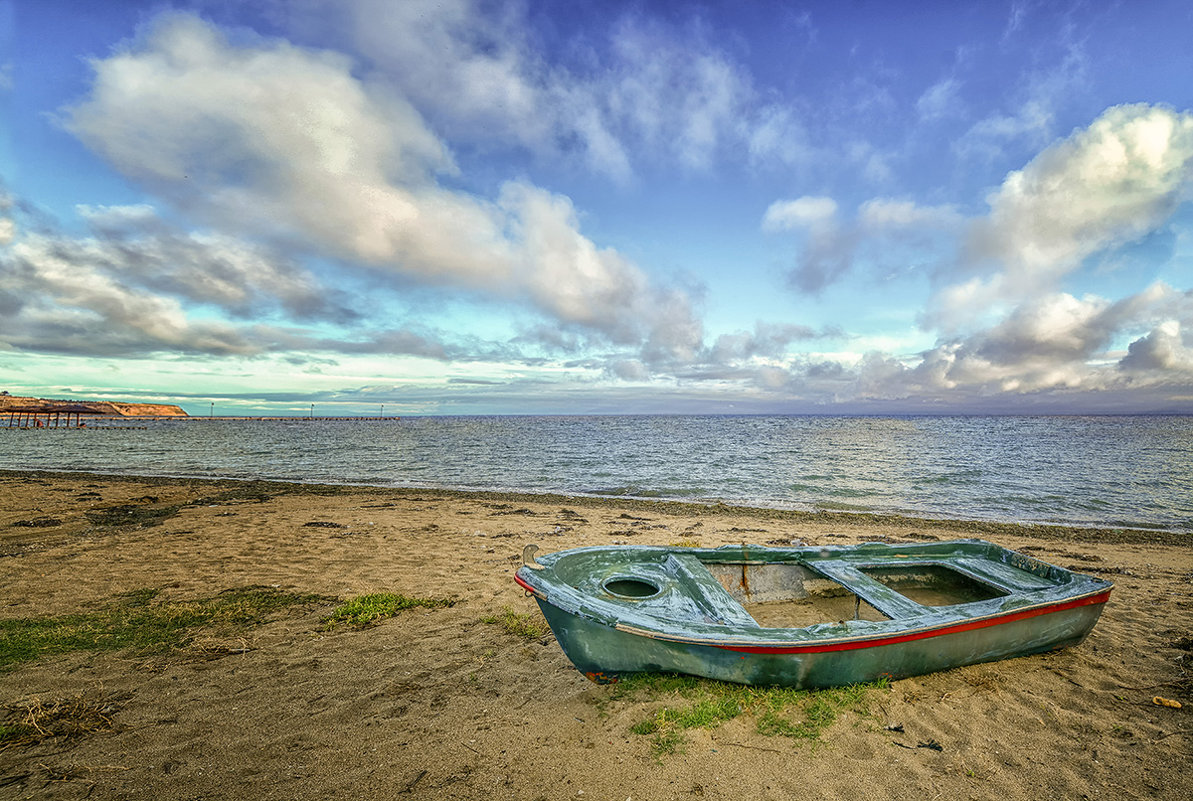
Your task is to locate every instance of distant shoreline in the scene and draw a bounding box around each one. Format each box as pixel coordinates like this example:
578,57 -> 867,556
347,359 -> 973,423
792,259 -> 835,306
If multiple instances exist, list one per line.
0,393 -> 186,418
58,416 -> 401,421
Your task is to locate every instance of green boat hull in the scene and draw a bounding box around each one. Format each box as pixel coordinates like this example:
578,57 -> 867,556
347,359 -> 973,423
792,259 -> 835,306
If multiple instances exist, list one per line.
514,540 -> 1112,688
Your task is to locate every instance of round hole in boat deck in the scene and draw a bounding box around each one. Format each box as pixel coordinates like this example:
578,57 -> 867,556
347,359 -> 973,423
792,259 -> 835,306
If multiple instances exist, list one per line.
603,577 -> 661,599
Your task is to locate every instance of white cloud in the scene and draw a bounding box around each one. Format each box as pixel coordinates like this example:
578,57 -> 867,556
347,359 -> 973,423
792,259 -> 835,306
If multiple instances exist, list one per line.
858,198 -> 962,231
63,12 -> 702,362
916,77 -> 960,121
334,0 -> 589,170
762,196 -> 838,232
326,0 -> 809,179
1121,321 -> 1193,372
3,234 -> 255,356
1003,1 -> 1029,41
708,322 -> 819,364
971,292 -> 1113,364
0,184 -> 14,245
878,284 -> 1193,400
976,105 -> 1193,273
956,43 -> 1087,162
933,104 -> 1193,328
0,198 -> 495,361
763,196 -> 960,292
611,359 -> 649,381
500,181 -> 702,357
607,20 -> 748,172
747,105 -> 811,167
959,98 -> 1055,159
66,13 -> 458,241
73,204 -> 355,322
766,107 -> 1193,306
734,280 -> 1193,408
755,105 -> 1193,404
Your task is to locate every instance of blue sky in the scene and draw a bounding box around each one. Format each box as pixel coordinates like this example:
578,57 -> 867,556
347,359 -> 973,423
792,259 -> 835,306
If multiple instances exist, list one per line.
2,0 -> 1192,416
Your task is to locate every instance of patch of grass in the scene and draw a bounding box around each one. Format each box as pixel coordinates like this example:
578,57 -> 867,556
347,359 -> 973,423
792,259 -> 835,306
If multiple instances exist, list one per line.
754,683 -> 872,741
632,721 -> 686,754
614,673 -> 888,756
480,607 -> 552,640
0,587 -> 323,671
608,671 -> 701,700
631,693 -> 746,753
321,593 -> 455,629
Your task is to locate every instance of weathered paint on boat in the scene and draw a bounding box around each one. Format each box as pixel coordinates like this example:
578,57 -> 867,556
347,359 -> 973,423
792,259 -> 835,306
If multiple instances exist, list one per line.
513,540 -> 1112,687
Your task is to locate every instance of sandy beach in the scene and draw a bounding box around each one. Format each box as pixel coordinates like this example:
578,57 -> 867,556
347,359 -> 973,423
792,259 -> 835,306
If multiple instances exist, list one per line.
1,470 -> 1190,800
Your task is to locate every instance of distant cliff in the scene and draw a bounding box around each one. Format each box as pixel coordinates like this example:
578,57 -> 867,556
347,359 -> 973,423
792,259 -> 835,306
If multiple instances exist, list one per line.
0,393 -> 189,417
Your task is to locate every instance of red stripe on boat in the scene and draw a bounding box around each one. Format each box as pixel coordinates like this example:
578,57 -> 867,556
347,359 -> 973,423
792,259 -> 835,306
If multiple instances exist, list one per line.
714,590 -> 1112,655
514,573 -> 543,596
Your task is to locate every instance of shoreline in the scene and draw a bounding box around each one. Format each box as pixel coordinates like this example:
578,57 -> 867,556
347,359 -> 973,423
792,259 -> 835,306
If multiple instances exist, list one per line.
2,470 -> 1190,800
3,467 -> 1189,547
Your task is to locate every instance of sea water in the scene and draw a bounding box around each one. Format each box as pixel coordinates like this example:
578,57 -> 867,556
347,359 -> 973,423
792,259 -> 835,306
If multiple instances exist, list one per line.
2,415 -> 1190,532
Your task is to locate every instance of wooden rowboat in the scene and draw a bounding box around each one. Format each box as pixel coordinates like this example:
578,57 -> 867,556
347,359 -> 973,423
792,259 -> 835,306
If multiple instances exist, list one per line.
513,540 -> 1112,687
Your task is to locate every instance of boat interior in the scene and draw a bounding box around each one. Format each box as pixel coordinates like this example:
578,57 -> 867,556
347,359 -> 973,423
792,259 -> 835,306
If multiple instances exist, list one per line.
701,560 -> 1010,627
546,543 -> 1077,629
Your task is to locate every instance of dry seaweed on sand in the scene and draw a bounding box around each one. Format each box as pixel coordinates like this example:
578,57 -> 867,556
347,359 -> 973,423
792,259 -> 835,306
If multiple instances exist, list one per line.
0,694 -> 123,751
83,503 -> 182,528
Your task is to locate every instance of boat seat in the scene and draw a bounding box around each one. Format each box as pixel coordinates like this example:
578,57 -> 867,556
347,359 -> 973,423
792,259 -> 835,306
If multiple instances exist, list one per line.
950,557 -> 1058,593
808,560 -> 929,620
665,554 -> 758,626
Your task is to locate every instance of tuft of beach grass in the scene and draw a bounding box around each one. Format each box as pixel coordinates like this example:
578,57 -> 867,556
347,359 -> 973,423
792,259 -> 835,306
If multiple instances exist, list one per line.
611,673 -> 889,756
0,587 -> 324,671
320,592 -> 455,630
480,607 -> 553,641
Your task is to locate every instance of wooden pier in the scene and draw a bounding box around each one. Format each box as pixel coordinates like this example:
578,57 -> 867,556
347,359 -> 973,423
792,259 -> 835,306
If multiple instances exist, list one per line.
5,405 -> 103,429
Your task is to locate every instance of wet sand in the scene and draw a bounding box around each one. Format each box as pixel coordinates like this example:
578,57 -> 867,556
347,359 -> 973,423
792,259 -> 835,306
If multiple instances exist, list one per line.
1,470 -> 1190,800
